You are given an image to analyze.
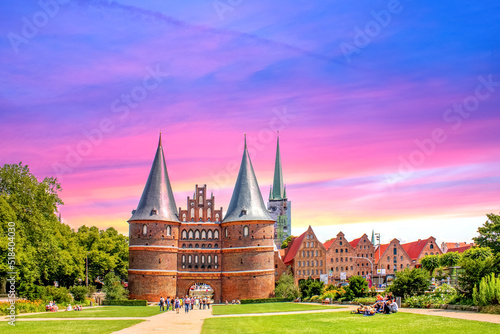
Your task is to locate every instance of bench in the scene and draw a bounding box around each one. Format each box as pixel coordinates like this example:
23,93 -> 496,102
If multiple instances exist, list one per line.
322,298 -> 330,305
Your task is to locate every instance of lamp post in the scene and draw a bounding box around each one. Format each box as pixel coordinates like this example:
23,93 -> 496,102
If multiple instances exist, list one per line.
375,233 -> 381,286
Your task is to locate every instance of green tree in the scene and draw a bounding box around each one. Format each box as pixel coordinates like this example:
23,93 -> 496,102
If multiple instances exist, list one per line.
439,252 -> 461,268
299,277 -> 324,298
347,276 -> 368,297
387,268 -> 430,298
70,286 -> 89,303
0,196 -> 17,293
474,214 -> 500,254
103,271 -> 127,301
420,255 -> 441,276
457,250 -> 498,299
281,235 -> 293,249
462,247 -> 493,260
274,272 -> 300,300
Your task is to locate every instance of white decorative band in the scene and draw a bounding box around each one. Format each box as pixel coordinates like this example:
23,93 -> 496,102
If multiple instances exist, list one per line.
128,268 -> 275,274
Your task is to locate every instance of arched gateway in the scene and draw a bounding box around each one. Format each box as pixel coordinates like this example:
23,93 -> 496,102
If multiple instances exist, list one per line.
127,135 -> 276,302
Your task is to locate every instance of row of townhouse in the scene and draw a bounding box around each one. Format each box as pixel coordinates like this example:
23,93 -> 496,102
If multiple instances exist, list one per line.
275,225 -> 453,285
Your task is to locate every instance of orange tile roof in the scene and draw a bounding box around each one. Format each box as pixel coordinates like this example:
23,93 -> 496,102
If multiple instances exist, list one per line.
349,237 -> 361,248
447,245 -> 472,253
283,231 -> 306,265
401,238 -> 431,260
323,238 -> 336,250
445,242 -> 468,249
374,244 -> 389,263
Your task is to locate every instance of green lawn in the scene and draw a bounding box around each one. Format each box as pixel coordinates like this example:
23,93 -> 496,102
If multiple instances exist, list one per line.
1,320 -> 143,334
212,302 -> 341,315
17,305 -> 162,318
203,311 -> 500,334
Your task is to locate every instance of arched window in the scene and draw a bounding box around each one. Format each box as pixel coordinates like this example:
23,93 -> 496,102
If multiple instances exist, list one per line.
188,230 -> 194,239
182,214 -> 186,222
188,244 -> 193,248
195,255 -> 199,263
243,226 -> 249,237
208,244 -> 212,248
201,255 -> 205,264
199,208 -> 203,220
195,244 -> 199,248
182,255 -> 186,263
182,244 -> 186,248
190,208 -> 194,219
215,213 -> 220,221
188,255 -> 192,263
214,230 -> 219,240
201,244 -> 206,248
199,195 -> 203,205
214,243 -> 218,248
207,208 -> 211,220
214,255 -> 218,263
208,255 -> 212,264
201,230 -> 207,240
166,225 -> 171,236
195,230 -> 200,240
225,227 -> 228,238
181,230 -> 187,239
207,230 -> 213,240
142,224 -> 147,235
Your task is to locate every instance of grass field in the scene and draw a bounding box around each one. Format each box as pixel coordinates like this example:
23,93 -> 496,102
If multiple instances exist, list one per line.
203,311 -> 500,334
1,320 -> 143,334
212,302 -> 341,315
17,305 -> 161,318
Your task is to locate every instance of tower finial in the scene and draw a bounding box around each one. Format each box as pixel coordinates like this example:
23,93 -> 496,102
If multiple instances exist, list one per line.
159,131 -> 162,147
244,133 -> 247,150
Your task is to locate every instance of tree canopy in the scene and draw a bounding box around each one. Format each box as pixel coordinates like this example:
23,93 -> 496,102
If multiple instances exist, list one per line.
0,163 -> 128,298
474,213 -> 500,254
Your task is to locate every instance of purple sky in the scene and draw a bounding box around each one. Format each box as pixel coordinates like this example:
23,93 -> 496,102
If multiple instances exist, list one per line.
1,0 -> 499,245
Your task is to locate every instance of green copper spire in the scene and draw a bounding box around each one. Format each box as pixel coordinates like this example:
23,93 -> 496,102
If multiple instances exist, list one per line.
271,133 -> 285,200
371,230 -> 375,245
283,185 -> 287,199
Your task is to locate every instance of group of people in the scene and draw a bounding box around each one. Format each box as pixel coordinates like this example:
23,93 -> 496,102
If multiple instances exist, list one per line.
45,301 -> 83,312
159,296 -> 211,314
353,294 -> 398,316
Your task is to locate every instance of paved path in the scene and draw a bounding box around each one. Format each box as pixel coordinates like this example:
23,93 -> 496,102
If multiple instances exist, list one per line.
398,307 -> 500,324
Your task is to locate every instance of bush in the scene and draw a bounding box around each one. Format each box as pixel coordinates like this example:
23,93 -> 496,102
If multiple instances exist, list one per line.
102,300 -> 147,306
299,277 -> 324,298
70,286 -> 89,303
387,268 -> 430,298
240,298 -> 291,304
310,295 -> 321,302
42,286 -> 72,304
103,271 -> 128,301
274,273 -> 300,300
352,297 -> 376,305
348,276 -> 368,297
473,273 -> 500,306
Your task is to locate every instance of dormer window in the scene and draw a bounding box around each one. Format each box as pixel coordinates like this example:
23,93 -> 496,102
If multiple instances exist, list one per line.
241,209 -> 247,216
151,209 -> 157,215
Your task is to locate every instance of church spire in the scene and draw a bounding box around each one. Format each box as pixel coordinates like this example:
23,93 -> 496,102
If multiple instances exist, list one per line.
223,135 -> 273,223
129,133 -> 180,222
270,133 -> 285,200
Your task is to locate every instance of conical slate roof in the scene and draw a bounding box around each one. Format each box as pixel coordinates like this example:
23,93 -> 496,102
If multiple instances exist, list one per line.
223,137 -> 273,223
270,135 -> 285,200
129,134 -> 180,222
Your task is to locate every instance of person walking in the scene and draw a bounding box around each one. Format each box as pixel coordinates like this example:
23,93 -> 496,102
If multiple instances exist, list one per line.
165,296 -> 170,312
184,296 -> 190,313
159,296 -> 165,312
175,297 -> 180,314
170,297 -> 174,311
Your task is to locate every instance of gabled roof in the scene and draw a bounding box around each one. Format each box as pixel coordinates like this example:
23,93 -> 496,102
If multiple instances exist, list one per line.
283,231 -> 306,265
323,238 -> 336,250
401,238 -> 432,260
374,244 -> 390,263
349,237 -> 362,248
129,134 -> 180,223
445,242 -> 468,250
223,136 -> 273,223
447,245 -> 472,253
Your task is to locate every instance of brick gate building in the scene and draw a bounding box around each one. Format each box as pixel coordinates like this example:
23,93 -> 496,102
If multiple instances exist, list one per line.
127,135 -> 276,302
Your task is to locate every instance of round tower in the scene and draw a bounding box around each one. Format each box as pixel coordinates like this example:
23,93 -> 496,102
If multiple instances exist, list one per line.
128,134 -> 180,301
221,137 -> 276,301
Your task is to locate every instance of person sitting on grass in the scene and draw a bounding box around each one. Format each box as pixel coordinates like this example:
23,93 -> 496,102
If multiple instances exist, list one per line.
389,299 -> 398,313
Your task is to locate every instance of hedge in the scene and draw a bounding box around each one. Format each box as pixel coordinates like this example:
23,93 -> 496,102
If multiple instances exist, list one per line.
241,298 -> 292,304
102,300 -> 148,306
